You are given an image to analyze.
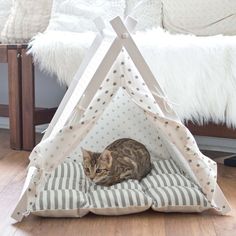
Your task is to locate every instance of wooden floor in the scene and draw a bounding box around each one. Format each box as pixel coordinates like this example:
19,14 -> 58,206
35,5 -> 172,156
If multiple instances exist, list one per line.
0,129 -> 235,236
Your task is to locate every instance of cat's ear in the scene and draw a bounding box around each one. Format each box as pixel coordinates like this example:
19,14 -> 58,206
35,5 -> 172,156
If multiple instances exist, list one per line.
100,150 -> 112,168
81,147 -> 92,161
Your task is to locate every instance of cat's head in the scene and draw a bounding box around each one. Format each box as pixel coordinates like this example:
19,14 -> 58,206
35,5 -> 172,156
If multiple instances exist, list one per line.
81,148 -> 113,184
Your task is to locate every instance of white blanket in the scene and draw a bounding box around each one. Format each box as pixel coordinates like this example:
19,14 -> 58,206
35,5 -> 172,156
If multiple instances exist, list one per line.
29,28 -> 236,127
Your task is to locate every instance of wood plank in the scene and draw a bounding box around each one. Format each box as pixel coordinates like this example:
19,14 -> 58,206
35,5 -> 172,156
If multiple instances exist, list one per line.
0,150 -> 28,193
7,47 -> 22,150
186,121 -> 236,139
21,48 -> 35,151
165,213 -> 218,236
34,107 -> 57,125
0,129 -> 13,159
0,151 -> 29,236
213,165 -> 236,236
0,44 -> 7,63
0,104 -> 9,117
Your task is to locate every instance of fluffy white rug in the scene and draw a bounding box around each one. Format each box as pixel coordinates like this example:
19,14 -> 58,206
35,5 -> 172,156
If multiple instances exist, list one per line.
28,28 -> 236,127
28,30 -> 95,85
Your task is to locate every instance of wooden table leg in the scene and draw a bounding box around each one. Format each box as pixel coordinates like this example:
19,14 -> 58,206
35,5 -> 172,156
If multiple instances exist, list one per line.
7,46 -> 22,150
21,48 -> 35,151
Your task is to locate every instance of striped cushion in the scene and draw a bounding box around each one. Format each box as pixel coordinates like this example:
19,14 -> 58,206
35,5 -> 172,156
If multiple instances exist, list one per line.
143,161 -> 210,212
32,159 -> 210,217
32,162 -> 90,217
148,186 -> 209,211
88,180 -> 152,215
151,159 -> 182,175
44,162 -> 88,192
89,189 -> 152,215
33,190 -> 89,211
89,179 -> 142,191
141,173 -> 196,190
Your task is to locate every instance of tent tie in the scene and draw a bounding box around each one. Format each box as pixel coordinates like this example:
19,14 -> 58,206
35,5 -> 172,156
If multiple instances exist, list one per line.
152,90 -> 179,113
76,105 -> 86,112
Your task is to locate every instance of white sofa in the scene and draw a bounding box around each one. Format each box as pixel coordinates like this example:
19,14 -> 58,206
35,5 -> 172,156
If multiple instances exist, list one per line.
161,0 -> 236,36
1,0 -> 236,132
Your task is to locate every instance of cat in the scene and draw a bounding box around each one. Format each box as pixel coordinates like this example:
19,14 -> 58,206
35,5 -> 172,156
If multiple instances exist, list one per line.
82,138 -> 151,186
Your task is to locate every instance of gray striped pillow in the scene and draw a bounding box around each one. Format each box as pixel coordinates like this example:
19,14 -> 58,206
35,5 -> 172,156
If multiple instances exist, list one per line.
147,186 -> 209,212
88,180 -> 152,215
44,162 -> 89,192
31,159 -> 210,217
142,160 -> 210,212
141,173 -> 197,190
32,162 -> 90,217
151,159 -> 182,175
32,190 -> 90,217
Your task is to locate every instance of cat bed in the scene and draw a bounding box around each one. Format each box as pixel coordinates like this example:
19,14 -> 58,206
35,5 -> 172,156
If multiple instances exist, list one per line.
31,159 -> 210,217
12,17 -> 230,222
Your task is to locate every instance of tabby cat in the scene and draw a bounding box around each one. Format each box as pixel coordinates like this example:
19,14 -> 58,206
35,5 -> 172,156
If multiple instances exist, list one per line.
82,138 -> 151,186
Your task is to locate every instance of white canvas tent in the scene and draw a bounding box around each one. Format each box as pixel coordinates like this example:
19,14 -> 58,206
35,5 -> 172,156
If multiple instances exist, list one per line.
12,17 -> 230,221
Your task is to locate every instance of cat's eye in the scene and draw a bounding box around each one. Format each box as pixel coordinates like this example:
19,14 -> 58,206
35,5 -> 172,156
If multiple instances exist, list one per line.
96,169 -> 102,173
85,168 -> 89,172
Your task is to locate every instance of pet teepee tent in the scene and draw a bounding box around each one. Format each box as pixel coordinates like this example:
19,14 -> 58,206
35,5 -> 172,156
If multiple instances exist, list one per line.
12,17 -> 230,221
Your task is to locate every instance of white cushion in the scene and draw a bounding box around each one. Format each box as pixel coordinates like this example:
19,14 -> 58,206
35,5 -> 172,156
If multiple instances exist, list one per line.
46,0 -> 126,32
162,0 -> 236,36
0,0 -> 12,42
1,0 -> 53,43
32,159 -> 210,217
125,0 -> 162,31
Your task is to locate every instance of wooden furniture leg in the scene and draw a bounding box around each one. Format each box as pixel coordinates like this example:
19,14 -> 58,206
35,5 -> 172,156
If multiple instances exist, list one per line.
7,46 -> 22,150
2,44 -> 57,150
0,45 -> 9,118
21,47 -> 35,150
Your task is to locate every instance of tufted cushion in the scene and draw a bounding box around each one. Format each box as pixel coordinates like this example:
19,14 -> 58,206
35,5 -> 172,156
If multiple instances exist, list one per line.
1,0 -> 53,43
88,181 -> 152,215
162,0 -> 236,36
142,160 -> 209,212
125,0 -> 162,31
46,0 -> 126,33
32,159 -> 210,217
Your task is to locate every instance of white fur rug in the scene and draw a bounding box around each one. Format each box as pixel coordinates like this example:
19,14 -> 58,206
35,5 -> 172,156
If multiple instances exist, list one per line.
29,28 -> 236,127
